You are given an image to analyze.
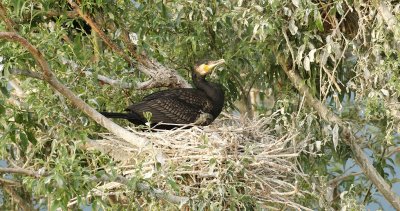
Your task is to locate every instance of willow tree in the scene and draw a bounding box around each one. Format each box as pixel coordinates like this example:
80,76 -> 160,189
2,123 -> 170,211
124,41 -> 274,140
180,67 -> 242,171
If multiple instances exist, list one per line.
0,0 -> 399,210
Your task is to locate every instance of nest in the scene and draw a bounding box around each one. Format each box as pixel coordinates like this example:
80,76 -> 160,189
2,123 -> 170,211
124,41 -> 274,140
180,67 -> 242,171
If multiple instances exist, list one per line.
84,111 -> 311,210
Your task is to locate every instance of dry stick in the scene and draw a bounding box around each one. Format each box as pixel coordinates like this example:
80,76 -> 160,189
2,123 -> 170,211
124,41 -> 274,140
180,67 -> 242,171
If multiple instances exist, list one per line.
386,146 -> 400,158
83,71 -> 133,89
3,186 -> 34,211
0,167 -> 41,178
327,172 -> 363,186
0,32 -> 147,148
280,30 -> 400,209
66,0 -> 133,65
10,69 -> 44,80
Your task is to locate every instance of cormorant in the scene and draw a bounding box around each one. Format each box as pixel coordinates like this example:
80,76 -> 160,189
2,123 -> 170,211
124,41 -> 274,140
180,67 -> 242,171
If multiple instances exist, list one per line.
100,59 -> 225,129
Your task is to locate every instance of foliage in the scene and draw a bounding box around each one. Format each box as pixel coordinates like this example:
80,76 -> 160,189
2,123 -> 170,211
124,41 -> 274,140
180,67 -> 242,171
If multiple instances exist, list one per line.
0,0 -> 399,210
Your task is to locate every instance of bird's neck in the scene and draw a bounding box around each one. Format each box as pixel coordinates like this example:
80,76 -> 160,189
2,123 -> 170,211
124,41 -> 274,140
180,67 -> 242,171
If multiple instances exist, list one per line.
192,73 -> 223,102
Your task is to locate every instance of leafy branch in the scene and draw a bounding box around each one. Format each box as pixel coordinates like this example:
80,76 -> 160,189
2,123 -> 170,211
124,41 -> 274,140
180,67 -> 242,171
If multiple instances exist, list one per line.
0,32 -> 147,147
279,28 -> 400,210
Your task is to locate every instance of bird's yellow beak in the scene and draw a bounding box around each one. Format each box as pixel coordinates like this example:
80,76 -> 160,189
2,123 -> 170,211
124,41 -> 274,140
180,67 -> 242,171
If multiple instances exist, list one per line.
206,59 -> 225,71
200,59 -> 225,75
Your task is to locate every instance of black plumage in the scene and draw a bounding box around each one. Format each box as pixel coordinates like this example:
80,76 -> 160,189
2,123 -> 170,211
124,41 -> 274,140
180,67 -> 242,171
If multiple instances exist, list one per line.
101,59 -> 225,129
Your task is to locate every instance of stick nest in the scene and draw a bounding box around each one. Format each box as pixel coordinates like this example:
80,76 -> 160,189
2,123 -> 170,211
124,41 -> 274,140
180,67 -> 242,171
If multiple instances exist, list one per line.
86,111 -> 311,210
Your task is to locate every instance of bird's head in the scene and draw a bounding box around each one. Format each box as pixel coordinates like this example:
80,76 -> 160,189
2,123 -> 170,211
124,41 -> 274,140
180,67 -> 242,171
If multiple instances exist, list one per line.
194,59 -> 225,76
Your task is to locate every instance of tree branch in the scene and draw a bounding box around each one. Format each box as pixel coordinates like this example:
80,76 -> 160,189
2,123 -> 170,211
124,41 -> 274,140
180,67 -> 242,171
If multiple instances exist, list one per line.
0,32 -> 147,148
328,172 -> 363,186
385,146 -> 400,158
83,71 -> 133,89
0,167 -> 42,178
136,59 -> 191,88
280,29 -> 400,210
66,0 -> 134,65
10,68 -> 44,80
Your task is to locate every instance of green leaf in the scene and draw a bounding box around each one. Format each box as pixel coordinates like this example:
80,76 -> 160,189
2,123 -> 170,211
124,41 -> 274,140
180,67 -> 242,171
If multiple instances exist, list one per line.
314,10 -> 324,31
167,178 -> 180,192
26,130 -> 37,145
0,104 -> 5,115
391,178 -> 400,184
395,153 -> 400,165
19,132 -> 28,151
15,113 -> 24,124
108,12 -> 114,20
0,86 -> 9,98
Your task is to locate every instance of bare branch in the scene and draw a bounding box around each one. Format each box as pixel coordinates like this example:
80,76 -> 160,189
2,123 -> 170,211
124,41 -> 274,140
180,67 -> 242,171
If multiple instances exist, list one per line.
137,59 -> 191,88
136,79 -> 156,90
0,167 -> 42,178
10,69 -> 44,80
83,71 -> 133,89
385,146 -> 400,158
328,172 -> 363,186
41,10 -> 78,19
280,28 -> 400,210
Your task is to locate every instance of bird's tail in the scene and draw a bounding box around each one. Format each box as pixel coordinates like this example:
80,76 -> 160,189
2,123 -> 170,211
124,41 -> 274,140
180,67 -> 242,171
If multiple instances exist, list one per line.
100,112 -> 133,119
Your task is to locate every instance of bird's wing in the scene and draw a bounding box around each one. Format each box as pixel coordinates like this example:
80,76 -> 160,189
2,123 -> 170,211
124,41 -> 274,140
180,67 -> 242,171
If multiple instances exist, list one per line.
126,97 -> 206,124
142,89 -> 214,113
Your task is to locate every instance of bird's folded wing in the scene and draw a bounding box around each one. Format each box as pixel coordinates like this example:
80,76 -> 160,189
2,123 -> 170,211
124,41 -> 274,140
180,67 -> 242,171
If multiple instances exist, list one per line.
126,97 -> 204,124
142,89 -> 213,112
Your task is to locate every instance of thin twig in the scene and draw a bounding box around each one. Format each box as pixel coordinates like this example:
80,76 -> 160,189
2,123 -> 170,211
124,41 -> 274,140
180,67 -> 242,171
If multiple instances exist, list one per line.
328,172 -> 363,186
83,71 -> 133,89
10,69 -> 44,80
386,146 -> 400,158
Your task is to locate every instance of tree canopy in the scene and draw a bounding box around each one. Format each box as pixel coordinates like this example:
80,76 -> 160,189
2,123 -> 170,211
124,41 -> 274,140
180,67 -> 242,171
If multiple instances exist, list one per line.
0,0 -> 400,210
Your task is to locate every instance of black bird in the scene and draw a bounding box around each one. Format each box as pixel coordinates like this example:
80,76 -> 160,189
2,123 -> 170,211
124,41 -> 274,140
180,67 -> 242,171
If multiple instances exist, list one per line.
101,59 -> 225,129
